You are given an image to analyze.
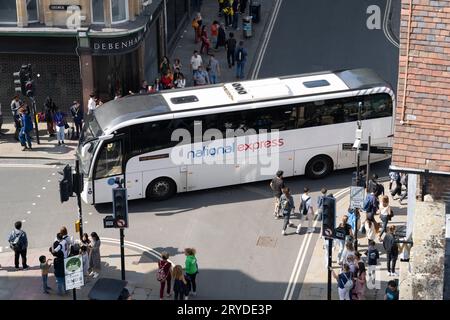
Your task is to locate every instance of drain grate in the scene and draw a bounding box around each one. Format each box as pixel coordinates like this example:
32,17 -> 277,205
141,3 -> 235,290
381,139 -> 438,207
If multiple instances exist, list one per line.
256,236 -> 277,248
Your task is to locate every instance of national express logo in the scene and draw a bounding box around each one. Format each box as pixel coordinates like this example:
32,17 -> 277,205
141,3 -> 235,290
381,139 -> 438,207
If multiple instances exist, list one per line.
188,138 -> 285,158
170,127 -> 283,175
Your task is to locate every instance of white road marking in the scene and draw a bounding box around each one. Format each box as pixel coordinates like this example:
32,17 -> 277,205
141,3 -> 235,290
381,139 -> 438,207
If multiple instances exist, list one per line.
283,187 -> 350,300
0,246 -> 3,253
102,238 -> 169,263
0,163 -> 56,169
383,0 -> 399,48
251,0 -> 283,79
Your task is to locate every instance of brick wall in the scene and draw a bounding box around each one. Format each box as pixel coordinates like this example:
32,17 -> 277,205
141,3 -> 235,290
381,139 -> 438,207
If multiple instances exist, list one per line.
0,54 -> 82,117
393,0 -> 450,173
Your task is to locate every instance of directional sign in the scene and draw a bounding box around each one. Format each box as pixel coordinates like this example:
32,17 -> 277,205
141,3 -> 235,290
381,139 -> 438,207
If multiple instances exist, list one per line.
369,146 -> 393,154
342,143 -> 368,151
350,186 -> 365,209
64,255 -> 84,290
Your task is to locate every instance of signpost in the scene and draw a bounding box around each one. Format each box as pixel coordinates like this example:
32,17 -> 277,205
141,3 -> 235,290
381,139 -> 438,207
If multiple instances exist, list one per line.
350,186 -> 365,209
64,255 -> 84,300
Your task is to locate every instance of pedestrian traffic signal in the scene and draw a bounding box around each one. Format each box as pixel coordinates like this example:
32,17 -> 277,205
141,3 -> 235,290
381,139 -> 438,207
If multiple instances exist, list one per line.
112,188 -> 128,228
322,196 -> 336,239
12,64 -> 33,96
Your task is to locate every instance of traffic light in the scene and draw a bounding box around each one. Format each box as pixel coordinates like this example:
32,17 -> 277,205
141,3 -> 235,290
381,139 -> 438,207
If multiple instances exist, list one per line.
72,171 -> 84,194
59,179 -> 70,203
112,188 -> 128,228
25,80 -> 34,97
59,164 -> 73,202
62,164 -> 73,196
322,196 -> 336,238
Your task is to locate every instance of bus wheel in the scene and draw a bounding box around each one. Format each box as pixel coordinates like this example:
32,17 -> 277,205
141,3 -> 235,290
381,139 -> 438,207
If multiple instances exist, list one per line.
305,155 -> 333,179
146,178 -> 176,201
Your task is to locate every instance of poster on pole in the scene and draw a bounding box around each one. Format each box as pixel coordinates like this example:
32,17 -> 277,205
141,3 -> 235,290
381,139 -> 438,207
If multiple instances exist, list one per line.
64,255 -> 84,290
350,186 -> 365,209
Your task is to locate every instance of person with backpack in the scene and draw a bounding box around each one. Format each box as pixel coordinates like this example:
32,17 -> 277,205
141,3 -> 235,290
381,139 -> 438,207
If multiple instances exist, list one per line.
330,264 -> 353,300
365,240 -> 379,280
270,170 -> 285,218
367,173 -> 384,197
184,248 -> 198,296
297,187 -> 314,234
157,252 -> 172,300
383,225 -> 399,277
280,187 -> 295,236
8,221 -> 29,269
363,191 -> 379,222
235,41 -> 248,80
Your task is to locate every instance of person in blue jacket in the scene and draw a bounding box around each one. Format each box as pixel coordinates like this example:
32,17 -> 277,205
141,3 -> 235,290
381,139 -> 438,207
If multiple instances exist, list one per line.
18,107 -> 33,151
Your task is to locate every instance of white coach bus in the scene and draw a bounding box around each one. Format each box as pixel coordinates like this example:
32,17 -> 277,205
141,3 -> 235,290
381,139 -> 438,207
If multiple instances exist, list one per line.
77,68 -> 394,204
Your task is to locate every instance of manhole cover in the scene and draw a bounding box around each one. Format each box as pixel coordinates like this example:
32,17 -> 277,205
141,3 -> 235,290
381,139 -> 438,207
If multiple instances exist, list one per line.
256,236 -> 277,248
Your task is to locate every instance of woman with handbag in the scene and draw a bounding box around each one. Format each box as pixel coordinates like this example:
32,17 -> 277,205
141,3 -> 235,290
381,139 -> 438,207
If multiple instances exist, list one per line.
53,108 -> 67,146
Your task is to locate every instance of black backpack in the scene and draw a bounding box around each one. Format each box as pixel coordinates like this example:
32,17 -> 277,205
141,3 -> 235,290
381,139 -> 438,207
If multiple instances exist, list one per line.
300,196 -> 311,215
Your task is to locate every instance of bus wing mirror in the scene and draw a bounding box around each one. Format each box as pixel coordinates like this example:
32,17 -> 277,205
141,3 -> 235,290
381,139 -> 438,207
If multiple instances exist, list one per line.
81,143 -> 92,157
98,134 -> 115,141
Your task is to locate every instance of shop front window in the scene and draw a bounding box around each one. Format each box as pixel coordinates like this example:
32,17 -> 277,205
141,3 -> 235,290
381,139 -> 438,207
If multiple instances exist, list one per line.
111,0 -> 129,24
92,0 -> 105,23
27,0 -> 39,22
0,2 -> 17,24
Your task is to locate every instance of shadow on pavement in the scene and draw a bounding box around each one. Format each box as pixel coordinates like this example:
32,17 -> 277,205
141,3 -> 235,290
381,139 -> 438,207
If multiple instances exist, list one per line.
93,159 -> 390,216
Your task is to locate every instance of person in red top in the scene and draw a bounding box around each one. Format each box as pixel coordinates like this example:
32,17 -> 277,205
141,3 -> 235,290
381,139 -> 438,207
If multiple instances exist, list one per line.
200,25 -> 211,55
210,20 -> 219,48
161,70 -> 174,89
158,252 -> 172,299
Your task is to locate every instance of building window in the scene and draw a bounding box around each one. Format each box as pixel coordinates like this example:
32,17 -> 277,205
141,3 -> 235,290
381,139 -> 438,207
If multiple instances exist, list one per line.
111,0 -> 129,24
91,0 -> 105,24
0,2 -> 17,24
27,0 -> 39,23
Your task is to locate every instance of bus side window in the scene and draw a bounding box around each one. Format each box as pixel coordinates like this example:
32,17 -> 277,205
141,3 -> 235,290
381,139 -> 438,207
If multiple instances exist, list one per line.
95,141 -> 123,179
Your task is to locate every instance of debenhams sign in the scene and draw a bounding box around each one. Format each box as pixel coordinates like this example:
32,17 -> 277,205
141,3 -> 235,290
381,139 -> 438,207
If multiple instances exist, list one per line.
91,30 -> 144,55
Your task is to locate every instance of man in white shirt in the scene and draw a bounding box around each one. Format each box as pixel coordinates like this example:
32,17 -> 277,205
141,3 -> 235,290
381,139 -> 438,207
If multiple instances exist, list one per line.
190,50 -> 203,77
87,93 -> 97,115
296,187 -> 314,234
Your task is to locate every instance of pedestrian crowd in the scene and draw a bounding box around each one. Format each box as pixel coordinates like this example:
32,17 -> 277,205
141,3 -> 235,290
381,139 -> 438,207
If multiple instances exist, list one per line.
6,94 -> 89,150
6,222 -> 102,297
156,247 -> 200,300
269,169 -> 406,300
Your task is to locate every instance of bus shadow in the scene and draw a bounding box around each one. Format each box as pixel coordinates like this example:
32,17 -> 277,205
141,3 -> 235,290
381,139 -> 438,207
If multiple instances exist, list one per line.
94,160 -> 390,215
